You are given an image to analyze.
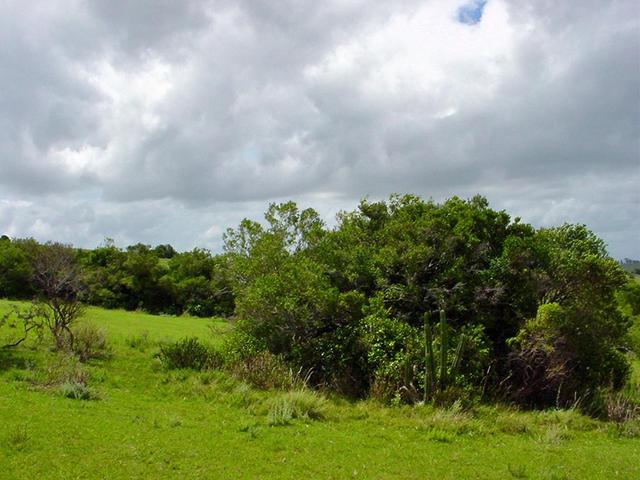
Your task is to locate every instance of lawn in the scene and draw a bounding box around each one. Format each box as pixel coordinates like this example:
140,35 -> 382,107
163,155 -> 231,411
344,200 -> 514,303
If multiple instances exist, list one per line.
0,299 -> 638,479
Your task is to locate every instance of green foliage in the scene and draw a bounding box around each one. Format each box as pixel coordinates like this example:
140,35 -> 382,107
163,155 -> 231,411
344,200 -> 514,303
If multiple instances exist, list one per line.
617,279 -> 640,316
80,240 -> 234,316
0,194 -> 633,412
0,238 -> 33,298
157,337 -> 219,370
360,298 -> 422,402
153,244 -> 177,259
509,302 -> 630,407
618,279 -> 640,354
224,196 -> 631,407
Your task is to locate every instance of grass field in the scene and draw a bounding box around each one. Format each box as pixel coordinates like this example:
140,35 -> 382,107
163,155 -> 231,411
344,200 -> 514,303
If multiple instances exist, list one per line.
1,299 -> 638,479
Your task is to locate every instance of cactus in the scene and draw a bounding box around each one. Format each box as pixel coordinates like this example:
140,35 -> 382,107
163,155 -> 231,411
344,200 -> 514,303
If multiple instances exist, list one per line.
439,309 -> 447,391
423,309 -> 466,401
423,312 -> 436,401
450,334 -> 466,380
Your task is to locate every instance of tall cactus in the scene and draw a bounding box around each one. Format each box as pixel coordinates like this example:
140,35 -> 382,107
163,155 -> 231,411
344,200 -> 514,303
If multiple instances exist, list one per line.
450,334 -> 466,380
423,312 -> 436,402
439,309 -> 448,391
423,308 -> 465,401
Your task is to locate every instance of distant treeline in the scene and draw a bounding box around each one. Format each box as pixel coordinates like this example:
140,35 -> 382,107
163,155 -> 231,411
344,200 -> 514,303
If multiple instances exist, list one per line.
0,236 -> 234,317
620,258 -> 640,275
1,194 -> 639,409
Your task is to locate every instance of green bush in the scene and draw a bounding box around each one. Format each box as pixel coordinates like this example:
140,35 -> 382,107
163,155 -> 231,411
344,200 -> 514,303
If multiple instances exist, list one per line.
508,303 -> 630,408
220,327 -> 266,365
59,381 -> 98,400
157,337 -> 219,370
72,323 -> 110,362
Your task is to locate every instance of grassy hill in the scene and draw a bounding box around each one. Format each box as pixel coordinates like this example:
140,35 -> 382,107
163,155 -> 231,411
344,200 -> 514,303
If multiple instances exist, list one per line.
1,299 -> 638,479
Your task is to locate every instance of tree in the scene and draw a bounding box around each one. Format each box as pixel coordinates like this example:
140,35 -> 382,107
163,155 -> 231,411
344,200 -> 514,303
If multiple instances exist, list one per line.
0,239 -> 33,298
153,244 -> 177,259
31,243 -> 84,350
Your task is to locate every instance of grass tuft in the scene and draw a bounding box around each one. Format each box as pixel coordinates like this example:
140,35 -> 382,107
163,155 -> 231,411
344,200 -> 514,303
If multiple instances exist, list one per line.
266,390 -> 328,425
125,331 -> 151,351
424,427 -> 454,443
507,463 -> 528,479
5,424 -> 29,451
58,381 -> 99,400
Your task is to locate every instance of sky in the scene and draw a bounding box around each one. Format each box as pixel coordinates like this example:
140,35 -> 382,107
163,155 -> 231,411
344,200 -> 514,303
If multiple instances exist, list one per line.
0,0 -> 638,259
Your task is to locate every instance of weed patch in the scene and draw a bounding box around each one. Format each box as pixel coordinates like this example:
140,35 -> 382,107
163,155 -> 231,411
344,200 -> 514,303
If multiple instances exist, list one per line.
424,428 -> 454,443
4,424 -> 29,452
58,381 -> 99,400
72,322 -> 111,362
125,331 -> 151,351
266,390 -> 328,425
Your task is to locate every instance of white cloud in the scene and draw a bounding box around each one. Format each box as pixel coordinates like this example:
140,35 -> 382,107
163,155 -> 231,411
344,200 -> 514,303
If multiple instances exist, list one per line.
0,0 -> 637,258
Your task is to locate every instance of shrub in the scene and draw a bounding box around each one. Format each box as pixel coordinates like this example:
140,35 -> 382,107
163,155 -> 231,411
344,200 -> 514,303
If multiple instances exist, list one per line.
361,303 -> 422,403
228,351 -> 299,390
42,353 -> 90,387
266,390 -> 328,425
220,327 -> 266,365
157,337 -> 219,370
59,381 -> 98,400
508,303 -> 630,408
72,323 -> 110,362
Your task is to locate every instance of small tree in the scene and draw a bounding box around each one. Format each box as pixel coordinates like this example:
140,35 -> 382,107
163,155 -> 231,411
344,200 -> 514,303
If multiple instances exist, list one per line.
31,243 -> 84,350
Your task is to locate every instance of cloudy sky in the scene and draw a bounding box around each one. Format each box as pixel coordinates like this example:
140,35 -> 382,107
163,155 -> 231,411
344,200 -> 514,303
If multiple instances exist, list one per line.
0,0 -> 638,258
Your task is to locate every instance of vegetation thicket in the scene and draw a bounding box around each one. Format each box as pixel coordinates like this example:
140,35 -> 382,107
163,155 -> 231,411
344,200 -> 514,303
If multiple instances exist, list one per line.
1,194 -> 639,414
223,195 -> 635,411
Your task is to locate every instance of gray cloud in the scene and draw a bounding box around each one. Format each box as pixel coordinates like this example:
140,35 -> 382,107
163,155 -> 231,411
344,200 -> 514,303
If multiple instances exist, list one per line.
0,0 -> 638,258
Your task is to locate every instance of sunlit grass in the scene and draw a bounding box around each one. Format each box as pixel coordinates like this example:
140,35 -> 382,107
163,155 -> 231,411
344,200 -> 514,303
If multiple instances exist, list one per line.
1,299 -> 638,479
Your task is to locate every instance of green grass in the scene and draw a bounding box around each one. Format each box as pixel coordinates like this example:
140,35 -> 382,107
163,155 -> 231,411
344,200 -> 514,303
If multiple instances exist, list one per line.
1,299 -> 638,479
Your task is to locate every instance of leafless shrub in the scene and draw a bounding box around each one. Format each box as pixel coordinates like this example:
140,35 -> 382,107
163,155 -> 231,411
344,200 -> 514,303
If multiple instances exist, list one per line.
31,243 -> 84,350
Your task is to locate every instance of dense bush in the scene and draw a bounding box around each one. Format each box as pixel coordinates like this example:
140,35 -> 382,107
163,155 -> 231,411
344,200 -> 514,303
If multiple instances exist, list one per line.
224,196 -> 631,408
618,279 -> 640,354
157,337 -> 219,370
